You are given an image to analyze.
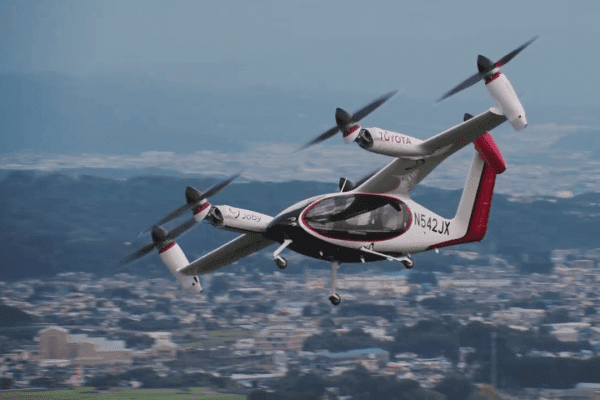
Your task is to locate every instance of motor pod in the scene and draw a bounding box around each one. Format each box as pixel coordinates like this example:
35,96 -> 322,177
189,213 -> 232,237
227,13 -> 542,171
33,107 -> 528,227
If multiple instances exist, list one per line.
209,206 -> 274,233
336,108 -> 361,144
343,125 -> 361,144
193,201 -> 211,222
158,242 -> 202,293
356,128 -> 424,158
485,72 -> 527,130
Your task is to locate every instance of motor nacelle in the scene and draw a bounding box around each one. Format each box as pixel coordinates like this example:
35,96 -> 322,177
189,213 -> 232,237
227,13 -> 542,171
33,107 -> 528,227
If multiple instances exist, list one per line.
193,201 -> 211,222
158,242 -> 202,294
356,128 -> 424,158
485,71 -> 527,130
209,206 -> 273,232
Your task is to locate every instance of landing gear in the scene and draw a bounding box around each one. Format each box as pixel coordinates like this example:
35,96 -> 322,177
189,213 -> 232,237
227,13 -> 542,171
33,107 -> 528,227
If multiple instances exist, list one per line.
273,239 -> 293,270
275,256 -> 287,270
329,261 -> 341,306
402,255 -> 414,269
329,293 -> 341,306
360,244 -> 414,269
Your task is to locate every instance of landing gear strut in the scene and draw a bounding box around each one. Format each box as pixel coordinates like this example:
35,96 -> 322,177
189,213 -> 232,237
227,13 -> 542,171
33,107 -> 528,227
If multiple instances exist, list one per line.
329,261 -> 341,306
275,256 -> 287,270
360,244 -> 414,269
273,239 -> 292,270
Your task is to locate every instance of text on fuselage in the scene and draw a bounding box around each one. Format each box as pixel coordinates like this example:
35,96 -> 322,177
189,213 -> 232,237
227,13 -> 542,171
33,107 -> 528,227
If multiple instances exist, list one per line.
240,212 -> 261,222
379,131 -> 412,145
413,212 -> 449,235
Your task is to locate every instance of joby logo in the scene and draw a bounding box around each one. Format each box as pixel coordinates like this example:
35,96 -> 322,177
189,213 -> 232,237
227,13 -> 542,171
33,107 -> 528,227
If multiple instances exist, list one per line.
228,207 -> 240,218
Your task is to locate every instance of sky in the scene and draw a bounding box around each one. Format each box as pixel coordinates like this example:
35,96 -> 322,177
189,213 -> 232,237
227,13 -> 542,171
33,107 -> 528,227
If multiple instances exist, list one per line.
2,0 -> 600,196
1,0 -> 599,105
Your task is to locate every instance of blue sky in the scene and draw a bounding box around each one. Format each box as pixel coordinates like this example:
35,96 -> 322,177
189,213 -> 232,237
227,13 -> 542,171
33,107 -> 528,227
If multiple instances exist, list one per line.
2,1 -> 600,196
2,0 -> 599,106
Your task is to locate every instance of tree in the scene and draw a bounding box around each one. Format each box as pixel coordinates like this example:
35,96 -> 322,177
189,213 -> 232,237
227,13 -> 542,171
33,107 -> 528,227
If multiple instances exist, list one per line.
434,373 -> 474,400
0,377 -> 12,390
247,389 -> 267,400
542,308 -> 574,324
469,384 -> 500,400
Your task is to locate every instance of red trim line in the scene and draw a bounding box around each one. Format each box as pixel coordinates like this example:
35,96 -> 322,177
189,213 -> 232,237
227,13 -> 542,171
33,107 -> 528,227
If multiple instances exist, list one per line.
193,202 -> 211,215
428,133 -> 505,250
159,242 -> 176,254
485,72 -> 502,84
474,133 -> 506,174
300,193 -> 412,243
343,125 -> 360,138
428,163 -> 496,250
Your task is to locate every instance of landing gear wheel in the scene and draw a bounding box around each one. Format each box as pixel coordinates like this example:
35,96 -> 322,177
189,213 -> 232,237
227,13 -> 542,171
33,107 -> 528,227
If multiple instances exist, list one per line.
329,293 -> 341,306
402,257 -> 414,269
275,256 -> 287,270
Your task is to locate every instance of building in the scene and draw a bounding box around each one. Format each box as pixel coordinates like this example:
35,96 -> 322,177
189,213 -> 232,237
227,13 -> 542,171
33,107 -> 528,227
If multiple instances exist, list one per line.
254,325 -> 317,352
37,326 -> 132,365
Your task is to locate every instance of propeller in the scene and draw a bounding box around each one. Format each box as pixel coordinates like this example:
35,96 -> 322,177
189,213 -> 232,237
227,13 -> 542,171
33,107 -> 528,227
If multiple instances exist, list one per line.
152,173 -> 240,227
121,221 -> 197,265
300,89 -> 399,150
437,36 -> 538,103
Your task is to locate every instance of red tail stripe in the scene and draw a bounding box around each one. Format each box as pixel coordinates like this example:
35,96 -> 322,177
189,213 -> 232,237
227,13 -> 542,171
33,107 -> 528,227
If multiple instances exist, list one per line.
428,163 -> 496,250
474,133 -> 506,174
428,132 -> 505,249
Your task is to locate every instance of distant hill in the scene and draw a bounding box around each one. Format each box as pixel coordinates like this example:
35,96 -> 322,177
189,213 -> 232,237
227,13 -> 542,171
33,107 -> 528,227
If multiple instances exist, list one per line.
1,170 -> 600,282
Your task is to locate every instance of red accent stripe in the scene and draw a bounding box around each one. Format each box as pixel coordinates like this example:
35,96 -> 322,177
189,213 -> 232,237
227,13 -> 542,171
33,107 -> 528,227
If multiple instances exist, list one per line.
428,133 -> 506,250
474,133 -> 506,174
193,202 -> 211,215
485,72 -> 501,84
159,242 -> 176,254
428,163 -> 496,250
343,125 -> 360,138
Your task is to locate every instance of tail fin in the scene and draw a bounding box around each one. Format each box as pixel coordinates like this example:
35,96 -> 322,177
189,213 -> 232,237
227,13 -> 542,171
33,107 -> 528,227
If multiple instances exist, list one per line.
429,133 -> 505,249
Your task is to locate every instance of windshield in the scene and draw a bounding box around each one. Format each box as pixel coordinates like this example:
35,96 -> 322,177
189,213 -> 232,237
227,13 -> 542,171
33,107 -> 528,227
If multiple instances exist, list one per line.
303,194 -> 410,241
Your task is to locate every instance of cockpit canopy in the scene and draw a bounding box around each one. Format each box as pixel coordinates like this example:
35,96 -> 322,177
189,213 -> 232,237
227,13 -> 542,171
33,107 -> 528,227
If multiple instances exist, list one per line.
302,194 -> 411,241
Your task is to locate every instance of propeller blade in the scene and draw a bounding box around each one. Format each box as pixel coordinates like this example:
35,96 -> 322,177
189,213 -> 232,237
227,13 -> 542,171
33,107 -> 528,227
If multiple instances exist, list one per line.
121,242 -> 156,265
299,126 -> 340,150
167,218 -> 198,240
437,72 -> 484,103
300,89 -> 399,150
150,173 -> 240,227
154,203 -> 192,227
437,36 -> 538,103
202,173 -> 241,199
494,35 -> 538,68
351,89 -> 399,122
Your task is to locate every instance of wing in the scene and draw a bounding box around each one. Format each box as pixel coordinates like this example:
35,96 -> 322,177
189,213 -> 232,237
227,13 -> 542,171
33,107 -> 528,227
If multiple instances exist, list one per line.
354,108 -> 507,196
177,233 -> 275,275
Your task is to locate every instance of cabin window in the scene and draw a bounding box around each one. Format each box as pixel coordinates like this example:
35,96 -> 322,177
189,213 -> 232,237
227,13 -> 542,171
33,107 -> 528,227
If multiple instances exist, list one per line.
303,194 -> 410,241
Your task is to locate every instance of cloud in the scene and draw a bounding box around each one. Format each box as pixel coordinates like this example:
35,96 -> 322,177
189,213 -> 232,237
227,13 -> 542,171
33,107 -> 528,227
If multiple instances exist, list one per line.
527,123 -> 590,134
3,137 -> 600,197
